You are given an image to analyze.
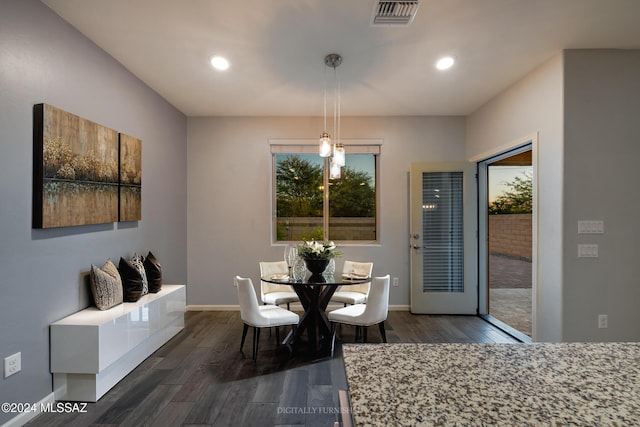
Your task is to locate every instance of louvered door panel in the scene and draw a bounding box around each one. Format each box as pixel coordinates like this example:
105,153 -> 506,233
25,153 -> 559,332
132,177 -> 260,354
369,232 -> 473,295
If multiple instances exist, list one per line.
421,172 -> 464,292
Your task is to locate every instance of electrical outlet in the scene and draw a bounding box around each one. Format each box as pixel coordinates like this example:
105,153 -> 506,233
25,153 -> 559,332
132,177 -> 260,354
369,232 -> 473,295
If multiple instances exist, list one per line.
4,352 -> 21,378
392,277 -> 399,287
598,314 -> 608,329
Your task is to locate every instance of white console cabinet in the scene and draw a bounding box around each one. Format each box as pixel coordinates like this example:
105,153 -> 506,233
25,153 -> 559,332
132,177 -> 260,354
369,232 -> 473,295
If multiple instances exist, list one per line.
50,284 -> 186,402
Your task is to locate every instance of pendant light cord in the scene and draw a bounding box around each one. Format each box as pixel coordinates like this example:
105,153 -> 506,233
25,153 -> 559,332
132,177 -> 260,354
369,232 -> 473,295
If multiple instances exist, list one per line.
323,65 -> 327,131
332,64 -> 341,147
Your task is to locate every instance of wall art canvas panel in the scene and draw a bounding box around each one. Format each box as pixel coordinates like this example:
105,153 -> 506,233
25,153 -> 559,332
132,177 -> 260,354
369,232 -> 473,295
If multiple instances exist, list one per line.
118,133 -> 142,222
33,104 -> 119,228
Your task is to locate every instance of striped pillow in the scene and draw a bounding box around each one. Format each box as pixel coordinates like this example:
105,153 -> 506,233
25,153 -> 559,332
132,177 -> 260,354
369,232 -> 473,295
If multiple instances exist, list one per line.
131,253 -> 149,296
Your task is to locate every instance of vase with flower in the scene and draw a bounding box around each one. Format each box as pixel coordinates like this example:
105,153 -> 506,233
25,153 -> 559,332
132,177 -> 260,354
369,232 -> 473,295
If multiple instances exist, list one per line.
297,240 -> 342,280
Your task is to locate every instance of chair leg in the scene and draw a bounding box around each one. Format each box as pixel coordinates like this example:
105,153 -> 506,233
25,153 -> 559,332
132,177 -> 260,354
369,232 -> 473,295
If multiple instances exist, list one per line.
363,326 -> 368,343
240,324 -> 249,352
252,327 -> 261,361
330,322 -> 337,355
291,325 -> 297,346
275,326 -> 280,344
378,321 -> 387,343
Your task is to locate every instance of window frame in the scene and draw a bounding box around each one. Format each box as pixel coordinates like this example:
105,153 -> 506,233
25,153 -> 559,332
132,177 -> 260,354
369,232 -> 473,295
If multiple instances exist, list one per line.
270,139 -> 381,245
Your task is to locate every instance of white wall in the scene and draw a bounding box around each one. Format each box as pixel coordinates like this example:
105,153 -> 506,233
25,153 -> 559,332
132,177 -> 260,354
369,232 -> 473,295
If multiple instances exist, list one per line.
466,53 -> 565,342
187,116 -> 466,308
562,49 -> 640,341
0,1 -> 187,422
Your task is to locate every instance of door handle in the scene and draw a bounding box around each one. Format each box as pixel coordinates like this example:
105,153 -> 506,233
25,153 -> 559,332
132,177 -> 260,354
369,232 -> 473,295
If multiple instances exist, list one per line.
412,244 -> 421,249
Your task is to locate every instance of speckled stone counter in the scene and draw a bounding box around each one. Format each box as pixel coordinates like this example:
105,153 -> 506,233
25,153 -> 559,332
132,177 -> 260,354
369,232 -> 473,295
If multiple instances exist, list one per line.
343,343 -> 640,426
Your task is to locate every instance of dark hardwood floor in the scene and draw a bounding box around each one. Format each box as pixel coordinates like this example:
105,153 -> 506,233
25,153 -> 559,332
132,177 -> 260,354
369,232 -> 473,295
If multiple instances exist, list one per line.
27,310 -> 517,427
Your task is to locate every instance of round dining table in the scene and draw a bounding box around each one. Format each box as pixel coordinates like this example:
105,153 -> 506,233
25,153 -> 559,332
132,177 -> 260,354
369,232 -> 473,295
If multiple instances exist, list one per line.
261,272 -> 370,358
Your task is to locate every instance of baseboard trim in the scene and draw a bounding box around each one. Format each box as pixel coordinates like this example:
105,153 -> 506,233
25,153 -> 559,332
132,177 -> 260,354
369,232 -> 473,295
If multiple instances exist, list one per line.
1,392 -> 55,427
187,304 -> 238,311
187,304 -> 410,311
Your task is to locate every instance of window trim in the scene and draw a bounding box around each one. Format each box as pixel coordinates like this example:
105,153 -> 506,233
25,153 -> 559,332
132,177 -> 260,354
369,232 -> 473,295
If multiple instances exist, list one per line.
270,139 -> 382,245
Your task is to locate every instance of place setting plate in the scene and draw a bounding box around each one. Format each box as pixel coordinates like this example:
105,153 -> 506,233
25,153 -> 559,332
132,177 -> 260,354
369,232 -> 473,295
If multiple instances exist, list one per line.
341,273 -> 369,281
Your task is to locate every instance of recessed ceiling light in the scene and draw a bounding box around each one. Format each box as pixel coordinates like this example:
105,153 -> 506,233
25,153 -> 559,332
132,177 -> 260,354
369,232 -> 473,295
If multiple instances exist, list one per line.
435,56 -> 455,71
210,56 -> 229,71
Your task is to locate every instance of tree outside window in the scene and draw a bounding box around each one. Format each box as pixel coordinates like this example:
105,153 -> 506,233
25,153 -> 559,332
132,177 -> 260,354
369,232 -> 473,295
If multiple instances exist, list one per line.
274,149 -> 377,242
489,170 -> 532,214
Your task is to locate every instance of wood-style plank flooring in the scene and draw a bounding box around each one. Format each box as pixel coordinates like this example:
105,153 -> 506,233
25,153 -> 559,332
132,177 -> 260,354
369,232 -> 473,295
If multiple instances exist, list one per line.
27,310 -> 518,427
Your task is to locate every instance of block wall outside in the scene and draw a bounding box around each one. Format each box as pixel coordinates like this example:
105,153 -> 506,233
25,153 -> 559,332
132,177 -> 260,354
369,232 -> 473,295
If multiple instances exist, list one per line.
277,217 -> 376,241
489,213 -> 532,261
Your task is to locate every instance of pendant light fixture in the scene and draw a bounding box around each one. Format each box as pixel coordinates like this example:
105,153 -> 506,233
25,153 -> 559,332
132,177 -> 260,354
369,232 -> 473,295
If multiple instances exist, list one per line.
319,54 -> 343,167
319,132 -> 332,157
330,158 -> 341,179
333,143 -> 345,167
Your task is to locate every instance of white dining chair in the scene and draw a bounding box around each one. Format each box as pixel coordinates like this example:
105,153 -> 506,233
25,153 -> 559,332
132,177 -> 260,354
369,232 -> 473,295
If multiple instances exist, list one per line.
235,276 -> 299,361
259,261 -> 299,310
330,260 -> 374,306
328,275 -> 390,343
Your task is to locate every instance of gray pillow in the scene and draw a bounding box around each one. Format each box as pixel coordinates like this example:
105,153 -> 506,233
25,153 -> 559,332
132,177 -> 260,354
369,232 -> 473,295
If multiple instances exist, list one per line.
90,259 -> 123,310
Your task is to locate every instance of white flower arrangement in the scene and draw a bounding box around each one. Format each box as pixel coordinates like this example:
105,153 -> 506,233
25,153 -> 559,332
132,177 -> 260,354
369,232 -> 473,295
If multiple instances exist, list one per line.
297,240 -> 342,260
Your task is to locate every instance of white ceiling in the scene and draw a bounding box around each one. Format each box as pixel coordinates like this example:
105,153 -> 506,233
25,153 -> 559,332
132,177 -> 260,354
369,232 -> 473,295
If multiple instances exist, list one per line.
42,0 -> 640,117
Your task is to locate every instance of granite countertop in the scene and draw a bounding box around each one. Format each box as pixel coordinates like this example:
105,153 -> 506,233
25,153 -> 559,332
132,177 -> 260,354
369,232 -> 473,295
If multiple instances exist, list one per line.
343,342 -> 640,426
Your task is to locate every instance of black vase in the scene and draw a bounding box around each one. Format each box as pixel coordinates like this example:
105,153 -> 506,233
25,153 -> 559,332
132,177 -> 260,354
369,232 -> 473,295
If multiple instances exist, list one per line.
304,258 -> 330,276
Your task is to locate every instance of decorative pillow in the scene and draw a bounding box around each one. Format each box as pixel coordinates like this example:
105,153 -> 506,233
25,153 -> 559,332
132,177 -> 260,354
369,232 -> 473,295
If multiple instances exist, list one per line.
143,251 -> 162,293
89,259 -> 123,310
119,257 -> 147,302
130,253 -> 149,296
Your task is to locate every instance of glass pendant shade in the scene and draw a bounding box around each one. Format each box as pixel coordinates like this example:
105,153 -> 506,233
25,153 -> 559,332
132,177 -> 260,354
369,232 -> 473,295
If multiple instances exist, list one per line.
333,143 -> 345,167
330,158 -> 341,179
319,132 -> 332,157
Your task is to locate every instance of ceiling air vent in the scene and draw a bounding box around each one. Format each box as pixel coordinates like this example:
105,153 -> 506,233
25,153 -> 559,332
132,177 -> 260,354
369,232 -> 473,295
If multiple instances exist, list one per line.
371,0 -> 420,26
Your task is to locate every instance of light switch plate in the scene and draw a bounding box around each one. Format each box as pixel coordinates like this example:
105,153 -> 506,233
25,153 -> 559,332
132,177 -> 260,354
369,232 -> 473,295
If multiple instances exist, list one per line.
578,244 -> 598,258
578,220 -> 604,234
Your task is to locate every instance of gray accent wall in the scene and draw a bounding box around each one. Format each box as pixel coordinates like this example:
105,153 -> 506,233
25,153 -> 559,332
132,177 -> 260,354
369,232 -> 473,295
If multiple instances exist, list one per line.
562,49 -> 640,341
186,116 -> 466,308
0,1 -> 187,421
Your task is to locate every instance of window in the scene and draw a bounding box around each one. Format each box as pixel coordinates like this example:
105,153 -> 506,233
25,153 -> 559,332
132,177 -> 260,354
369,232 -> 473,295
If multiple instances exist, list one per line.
272,143 -> 379,243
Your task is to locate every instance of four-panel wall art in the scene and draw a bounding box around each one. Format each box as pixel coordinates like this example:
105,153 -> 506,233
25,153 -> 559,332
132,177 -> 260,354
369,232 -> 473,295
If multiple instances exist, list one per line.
32,103 -> 142,229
